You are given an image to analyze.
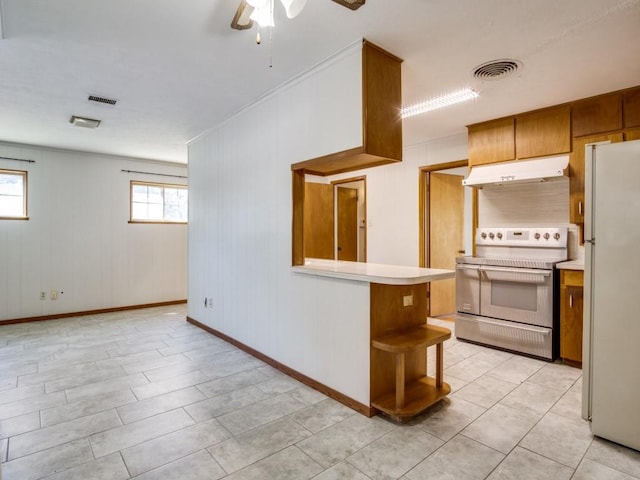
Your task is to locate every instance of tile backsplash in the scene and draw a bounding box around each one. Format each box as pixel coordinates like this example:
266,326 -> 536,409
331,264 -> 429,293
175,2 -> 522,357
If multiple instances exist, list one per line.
478,179 -> 569,227
477,178 -> 582,261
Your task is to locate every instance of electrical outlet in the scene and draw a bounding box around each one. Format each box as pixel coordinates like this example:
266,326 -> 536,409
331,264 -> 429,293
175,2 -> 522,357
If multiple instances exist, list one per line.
403,295 -> 413,307
208,297 -> 213,308
50,290 -> 58,300
40,291 -> 46,300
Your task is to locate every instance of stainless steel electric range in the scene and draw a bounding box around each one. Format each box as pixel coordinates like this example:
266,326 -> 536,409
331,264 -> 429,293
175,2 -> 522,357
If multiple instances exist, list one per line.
455,226 -> 568,360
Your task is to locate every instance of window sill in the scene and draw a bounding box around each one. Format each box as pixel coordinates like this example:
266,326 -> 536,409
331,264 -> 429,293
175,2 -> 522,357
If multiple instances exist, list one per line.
128,220 -> 187,225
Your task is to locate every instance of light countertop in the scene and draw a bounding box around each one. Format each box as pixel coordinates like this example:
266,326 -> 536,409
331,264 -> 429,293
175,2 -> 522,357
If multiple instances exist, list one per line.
556,260 -> 584,271
292,259 -> 455,285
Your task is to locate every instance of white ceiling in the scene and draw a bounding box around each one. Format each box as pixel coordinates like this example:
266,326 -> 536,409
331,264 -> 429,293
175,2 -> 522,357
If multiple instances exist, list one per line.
0,0 -> 638,164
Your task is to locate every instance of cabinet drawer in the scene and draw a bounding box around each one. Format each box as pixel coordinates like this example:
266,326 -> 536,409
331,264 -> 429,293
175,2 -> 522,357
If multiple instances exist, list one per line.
561,270 -> 584,286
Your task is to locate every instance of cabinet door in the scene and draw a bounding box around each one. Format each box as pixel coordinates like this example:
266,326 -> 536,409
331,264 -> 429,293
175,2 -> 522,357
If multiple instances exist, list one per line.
516,106 -> 571,159
570,132 -> 624,229
572,93 -> 622,137
467,117 -> 515,166
560,283 -> 584,364
625,127 -> 640,141
623,88 -> 640,128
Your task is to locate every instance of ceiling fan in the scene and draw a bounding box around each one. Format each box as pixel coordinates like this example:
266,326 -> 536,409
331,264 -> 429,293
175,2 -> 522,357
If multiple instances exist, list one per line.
231,0 -> 366,31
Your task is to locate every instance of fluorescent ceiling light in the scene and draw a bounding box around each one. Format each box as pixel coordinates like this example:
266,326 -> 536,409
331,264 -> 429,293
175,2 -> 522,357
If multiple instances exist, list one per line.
401,88 -> 479,118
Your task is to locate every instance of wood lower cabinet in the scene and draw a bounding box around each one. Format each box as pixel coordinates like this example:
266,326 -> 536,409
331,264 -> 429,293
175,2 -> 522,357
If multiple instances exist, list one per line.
560,270 -> 584,366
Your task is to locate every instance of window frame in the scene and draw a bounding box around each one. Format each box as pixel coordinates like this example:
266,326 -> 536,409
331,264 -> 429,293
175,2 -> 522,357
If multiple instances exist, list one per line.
129,180 -> 188,224
0,168 -> 28,220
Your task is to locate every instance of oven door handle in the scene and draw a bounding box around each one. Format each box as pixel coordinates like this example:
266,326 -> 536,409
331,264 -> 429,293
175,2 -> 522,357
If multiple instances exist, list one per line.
480,266 -> 551,284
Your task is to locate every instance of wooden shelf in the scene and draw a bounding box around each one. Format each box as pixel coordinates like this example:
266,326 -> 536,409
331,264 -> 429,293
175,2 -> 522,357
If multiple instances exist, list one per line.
371,322 -> 451,422
372,324 -> 451,353
371,376 -> 451,420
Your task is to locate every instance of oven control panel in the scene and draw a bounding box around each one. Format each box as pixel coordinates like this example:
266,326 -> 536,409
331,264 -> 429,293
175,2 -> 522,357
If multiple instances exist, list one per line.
476,227 -> 568,247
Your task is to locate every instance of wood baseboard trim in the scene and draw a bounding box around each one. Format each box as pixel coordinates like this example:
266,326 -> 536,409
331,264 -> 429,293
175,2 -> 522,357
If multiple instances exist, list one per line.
186,316 -> 376,418
0,300 -> 187,326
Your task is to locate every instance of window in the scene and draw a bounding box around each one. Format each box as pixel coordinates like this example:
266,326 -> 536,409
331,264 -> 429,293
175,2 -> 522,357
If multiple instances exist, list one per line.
130,181 -> 188,223
0,169 -> 28,219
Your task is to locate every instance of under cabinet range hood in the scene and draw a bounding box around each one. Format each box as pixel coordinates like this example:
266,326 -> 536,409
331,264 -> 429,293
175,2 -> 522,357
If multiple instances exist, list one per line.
462,155 -> 569,187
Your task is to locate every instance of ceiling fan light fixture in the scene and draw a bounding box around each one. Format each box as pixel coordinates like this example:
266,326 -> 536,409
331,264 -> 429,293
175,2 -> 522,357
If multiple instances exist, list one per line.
401,88 -> 479,118
246,0 -> 269,8
330,0 -> 366,10
231,0 -> 254,30
280,0 -> 307,18
250,2 -> 274,27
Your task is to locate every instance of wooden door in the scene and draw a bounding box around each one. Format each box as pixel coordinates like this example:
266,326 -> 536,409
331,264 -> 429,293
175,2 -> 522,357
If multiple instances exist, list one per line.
429,173 -> 464,316
337,187 -> 358,261
304,182 -> 334,259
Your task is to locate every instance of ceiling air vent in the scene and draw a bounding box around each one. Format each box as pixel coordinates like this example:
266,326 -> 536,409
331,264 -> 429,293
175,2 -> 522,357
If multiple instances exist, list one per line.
473,59 -> 522,81
88,95 -> 117,106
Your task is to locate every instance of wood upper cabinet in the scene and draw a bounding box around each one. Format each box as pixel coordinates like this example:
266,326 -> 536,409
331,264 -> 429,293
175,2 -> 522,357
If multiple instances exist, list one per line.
570,132 -> 624,228
292,40 -> 402,176
625,127 -> 640,141
572,93 -> 622,137
623,88 -> 640,128
560,270 -> 584,365
515,106 -> 571,159
467,118 -> 515,166
467,105 -> 570,166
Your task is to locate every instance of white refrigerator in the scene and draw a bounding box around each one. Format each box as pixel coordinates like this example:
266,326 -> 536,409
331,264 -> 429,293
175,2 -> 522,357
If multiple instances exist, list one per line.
583,139 -> 640,451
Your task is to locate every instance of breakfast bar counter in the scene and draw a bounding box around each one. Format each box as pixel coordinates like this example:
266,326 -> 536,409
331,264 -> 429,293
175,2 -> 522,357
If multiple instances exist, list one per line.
293,259 -> 455,421
293,258 -> 454,285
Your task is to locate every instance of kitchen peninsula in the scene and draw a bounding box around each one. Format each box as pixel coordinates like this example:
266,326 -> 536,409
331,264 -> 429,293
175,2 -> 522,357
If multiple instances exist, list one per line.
294,259 -> 454,421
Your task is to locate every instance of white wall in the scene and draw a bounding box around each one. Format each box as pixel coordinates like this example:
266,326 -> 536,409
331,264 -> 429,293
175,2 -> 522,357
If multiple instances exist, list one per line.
0,142 -> 187,321
331,135 -> 469,266
187,42 -> 469,404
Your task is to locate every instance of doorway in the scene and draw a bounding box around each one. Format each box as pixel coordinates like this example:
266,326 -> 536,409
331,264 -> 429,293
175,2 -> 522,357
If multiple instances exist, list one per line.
420,161 -> 475,318
332,176 -> 366,262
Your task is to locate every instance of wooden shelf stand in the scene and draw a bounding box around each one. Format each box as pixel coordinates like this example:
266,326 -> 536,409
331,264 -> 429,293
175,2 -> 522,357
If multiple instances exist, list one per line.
371,324 -> 451,421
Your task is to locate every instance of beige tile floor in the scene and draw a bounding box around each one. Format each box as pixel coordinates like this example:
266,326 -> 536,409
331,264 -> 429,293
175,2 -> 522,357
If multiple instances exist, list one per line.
1,305 -> 639,479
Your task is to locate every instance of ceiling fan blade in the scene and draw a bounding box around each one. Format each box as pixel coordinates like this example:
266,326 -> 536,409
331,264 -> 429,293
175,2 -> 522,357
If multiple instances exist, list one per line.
330,0 -> 366,10
231,0 -> 254,30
